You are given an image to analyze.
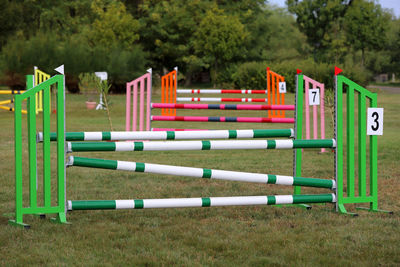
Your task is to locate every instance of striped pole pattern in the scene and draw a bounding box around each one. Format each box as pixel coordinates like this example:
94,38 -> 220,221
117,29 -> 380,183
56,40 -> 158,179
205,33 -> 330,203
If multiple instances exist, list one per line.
0,105 -> 27,114
68,156 -> 336,189
152,115 -> 295,124
67,139 -> 336,152
41,129 -> 294,142
68,194 -> 336,210
151,103 -> 295,111
177,89 -> 268,94
0,90 -> 25,95
177,97 -> 268,103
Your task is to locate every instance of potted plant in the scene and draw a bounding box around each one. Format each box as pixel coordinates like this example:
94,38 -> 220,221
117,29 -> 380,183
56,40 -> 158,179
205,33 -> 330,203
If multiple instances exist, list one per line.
78,73 -> 98,109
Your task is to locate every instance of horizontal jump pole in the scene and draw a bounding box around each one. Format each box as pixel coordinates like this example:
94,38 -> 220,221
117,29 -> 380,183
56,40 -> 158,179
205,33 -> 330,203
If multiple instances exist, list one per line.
67,139 -> 336,152
151,103 -> 295,111
152,115 -> 295,123
68,194 -> 336,210
67,156 -> 336,189
0,105 -> 27,114
39,129 -> 294,142
0,99 -> 13,105
0,90 -> 25,95
177,89 -> 267,94
177,97 -> 268,102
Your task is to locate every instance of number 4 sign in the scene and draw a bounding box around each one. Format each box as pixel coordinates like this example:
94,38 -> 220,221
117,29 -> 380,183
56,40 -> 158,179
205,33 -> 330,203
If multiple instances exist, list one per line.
308,89 -> 320,105
367,108 -> 383,135
278,82 -> 286,93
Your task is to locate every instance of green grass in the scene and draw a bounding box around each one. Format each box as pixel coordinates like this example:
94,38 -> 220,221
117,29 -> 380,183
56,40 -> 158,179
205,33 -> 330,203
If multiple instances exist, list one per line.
1,89 -> 399,266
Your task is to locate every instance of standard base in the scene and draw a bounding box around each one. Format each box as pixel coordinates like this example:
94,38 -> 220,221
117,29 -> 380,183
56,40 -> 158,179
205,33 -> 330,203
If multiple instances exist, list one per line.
8,220 -> 30,229
337,204 -> 358,216
50,212 -> 70,224
356,207 -> 394,214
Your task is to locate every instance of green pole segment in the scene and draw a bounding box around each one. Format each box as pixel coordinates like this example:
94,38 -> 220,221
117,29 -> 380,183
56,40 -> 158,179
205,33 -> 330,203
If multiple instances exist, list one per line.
68,156 -> 335,189
43,82 -> 51,208
294,74 -> 304,195
335,75 -> 344,214
43,129 -> 294,142
347,82 -> 355,197
68,194 -> 336,210
369,95 -> 379,211
9,75 -> 67,228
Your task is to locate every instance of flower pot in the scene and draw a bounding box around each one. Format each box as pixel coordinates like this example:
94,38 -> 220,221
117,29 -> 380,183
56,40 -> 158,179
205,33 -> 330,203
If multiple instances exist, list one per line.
85,101 -> 97,109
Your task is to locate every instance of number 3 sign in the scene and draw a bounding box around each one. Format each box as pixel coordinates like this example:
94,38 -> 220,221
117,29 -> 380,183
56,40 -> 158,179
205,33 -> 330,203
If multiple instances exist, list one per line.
367,108 -> 383,135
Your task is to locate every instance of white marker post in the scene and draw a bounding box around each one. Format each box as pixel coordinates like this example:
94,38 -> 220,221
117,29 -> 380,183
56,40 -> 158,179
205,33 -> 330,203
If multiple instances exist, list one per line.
95,72 -> 108,110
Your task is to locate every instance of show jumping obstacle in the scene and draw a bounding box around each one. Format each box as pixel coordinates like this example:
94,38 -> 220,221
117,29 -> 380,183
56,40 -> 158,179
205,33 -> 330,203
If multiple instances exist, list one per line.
297,70 -> 327,152
126,67 -> 295,131
9,68 -> 391,228
125,69 -> 152,131
33,66 -> 50,114
266,67 -> 286,118
0,95 -> 27,114
0,67 -> 50,115
161,67 -> 177,116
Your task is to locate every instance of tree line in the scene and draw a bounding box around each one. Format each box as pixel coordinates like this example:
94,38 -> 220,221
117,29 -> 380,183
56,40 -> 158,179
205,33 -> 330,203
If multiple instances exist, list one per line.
0,0 -> 398,92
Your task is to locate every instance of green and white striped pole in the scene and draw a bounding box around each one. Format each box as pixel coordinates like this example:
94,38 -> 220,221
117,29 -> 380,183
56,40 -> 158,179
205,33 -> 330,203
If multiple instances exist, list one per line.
68,194 -> 336,210
68,156 -> 336,189
39,129 -> 294,142
67,139 -> 336,152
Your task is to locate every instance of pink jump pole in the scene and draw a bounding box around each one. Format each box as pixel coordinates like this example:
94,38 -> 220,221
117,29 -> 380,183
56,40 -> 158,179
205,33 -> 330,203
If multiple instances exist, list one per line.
126,69 -> 152,131
151,115 -> 295,124
303,75 -> 326,152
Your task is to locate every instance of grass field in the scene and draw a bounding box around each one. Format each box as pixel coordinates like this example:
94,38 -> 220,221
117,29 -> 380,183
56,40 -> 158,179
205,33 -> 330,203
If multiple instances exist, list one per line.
1,87 -> 399,266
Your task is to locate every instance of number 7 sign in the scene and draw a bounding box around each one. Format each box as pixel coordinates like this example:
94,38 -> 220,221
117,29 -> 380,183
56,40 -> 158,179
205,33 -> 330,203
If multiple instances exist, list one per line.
367,108 -> 384,135
308,89 -> 320,105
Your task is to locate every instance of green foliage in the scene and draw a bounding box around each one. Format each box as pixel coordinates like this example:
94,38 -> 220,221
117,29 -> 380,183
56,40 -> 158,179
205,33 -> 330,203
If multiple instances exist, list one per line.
229,59 -> 371,92
263,6 -> 310,62
138,0 -> 210,80
84,0 -> 140,49
0,0 -> 23,49
0,0 -> 397,89
287,0 -> 350,55
231,62 -> 266,89
0,32 -> 61,88
194,7 -> 248,86
344,0 -> 390,66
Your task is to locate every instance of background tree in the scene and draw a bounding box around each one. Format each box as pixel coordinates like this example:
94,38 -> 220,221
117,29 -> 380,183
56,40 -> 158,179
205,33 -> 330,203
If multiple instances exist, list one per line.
193,7 -> 248,87
287,0 -> 352,61
344,0 -> 390,67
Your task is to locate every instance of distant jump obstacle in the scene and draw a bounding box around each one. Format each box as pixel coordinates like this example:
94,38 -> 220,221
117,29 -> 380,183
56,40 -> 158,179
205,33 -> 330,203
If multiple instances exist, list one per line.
125,68 -> 326,139
125,69 -> 152,131
266,67 -> 286,118
0,91 -> 27,114
9,69 -> 391,228
0,67 -> 50,115
126,67 -> 296,132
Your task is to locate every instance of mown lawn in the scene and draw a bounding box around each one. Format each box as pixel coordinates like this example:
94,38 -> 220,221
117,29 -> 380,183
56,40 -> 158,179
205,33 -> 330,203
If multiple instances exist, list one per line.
0,87 -> 399,266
